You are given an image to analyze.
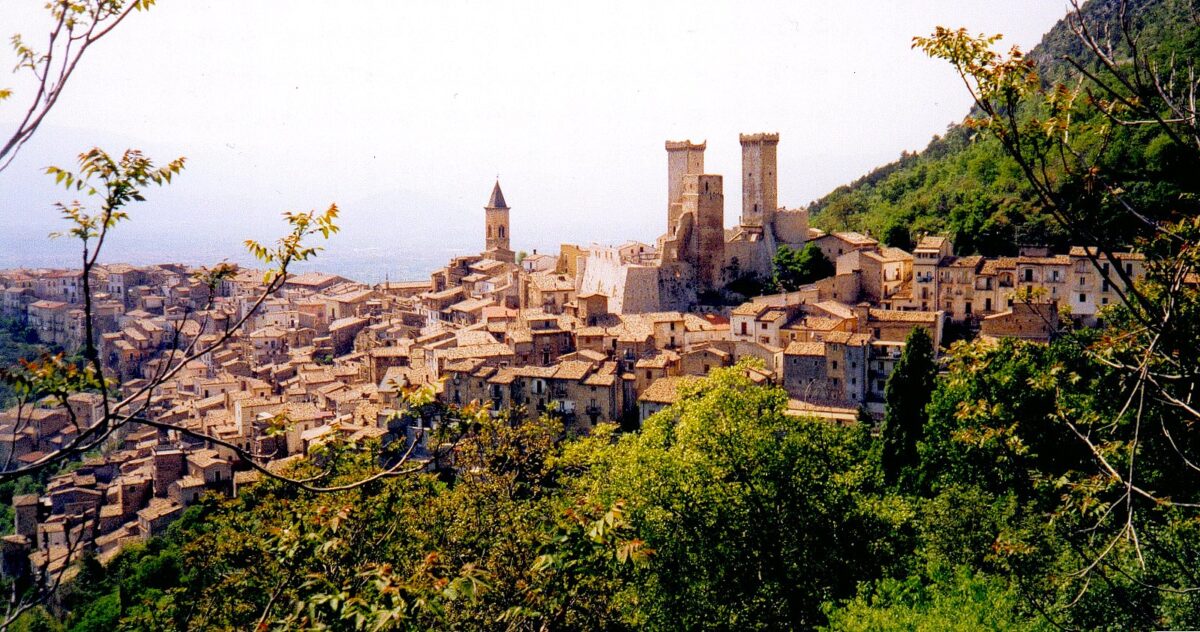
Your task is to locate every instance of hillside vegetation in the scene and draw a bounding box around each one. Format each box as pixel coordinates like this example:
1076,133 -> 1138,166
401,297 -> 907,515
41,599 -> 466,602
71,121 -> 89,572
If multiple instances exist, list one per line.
809,0 -> 1200,255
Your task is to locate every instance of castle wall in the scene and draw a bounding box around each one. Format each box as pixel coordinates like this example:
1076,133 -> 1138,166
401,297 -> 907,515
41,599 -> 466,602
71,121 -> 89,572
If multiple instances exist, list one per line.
774,208 -> 808,246
656,262 -> 697,312
622,266 -> 662,313
577,247 -> 662,314
724,237 -> 774,283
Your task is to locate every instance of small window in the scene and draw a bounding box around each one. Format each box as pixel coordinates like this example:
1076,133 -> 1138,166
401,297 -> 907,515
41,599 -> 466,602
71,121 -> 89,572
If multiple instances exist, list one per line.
1079,293 -> 1087,303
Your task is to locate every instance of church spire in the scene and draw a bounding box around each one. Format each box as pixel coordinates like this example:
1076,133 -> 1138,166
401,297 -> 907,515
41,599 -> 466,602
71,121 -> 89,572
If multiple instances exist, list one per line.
487,180 -> 508,209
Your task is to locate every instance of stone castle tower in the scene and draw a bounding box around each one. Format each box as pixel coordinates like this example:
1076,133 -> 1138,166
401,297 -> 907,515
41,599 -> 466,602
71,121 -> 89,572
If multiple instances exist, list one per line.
681,173 -> 726,289
659,140 -> 725,297
739,133 -> 778,228
483,180 -> 514,263
666,140 -> 706,228
658,132 -> 808,299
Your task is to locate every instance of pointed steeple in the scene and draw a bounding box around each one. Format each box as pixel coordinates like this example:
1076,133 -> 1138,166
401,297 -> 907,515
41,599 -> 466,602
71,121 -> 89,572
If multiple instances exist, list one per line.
487,180 -> 508,209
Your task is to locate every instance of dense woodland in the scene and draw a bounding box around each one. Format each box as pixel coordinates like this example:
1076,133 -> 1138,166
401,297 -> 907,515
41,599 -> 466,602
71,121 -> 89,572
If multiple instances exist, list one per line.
5,0 -> 1200,629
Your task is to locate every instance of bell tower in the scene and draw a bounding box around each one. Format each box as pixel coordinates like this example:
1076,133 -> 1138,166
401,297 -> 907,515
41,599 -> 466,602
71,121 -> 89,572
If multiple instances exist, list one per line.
484,180 -> 513,261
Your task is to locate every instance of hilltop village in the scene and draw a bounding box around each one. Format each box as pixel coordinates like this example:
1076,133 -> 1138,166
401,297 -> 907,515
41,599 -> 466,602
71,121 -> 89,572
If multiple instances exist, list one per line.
0,132 -> 1144,573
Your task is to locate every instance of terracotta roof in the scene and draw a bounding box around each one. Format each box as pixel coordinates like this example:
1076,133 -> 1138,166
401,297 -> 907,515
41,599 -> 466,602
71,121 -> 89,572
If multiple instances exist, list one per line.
830,231 -> 878,246
552,360 -> 594,381
441,343 -> 514,361
812,301 -> 856,320
784,341 -> 825,356
639,376 -> 699,404
528,272 -> 575,293
868,308 -> 939,323
824,331 -> 872,346
1068,246 -> 1145,260
1016,255 -> 1071,265
914,235 -> 948,251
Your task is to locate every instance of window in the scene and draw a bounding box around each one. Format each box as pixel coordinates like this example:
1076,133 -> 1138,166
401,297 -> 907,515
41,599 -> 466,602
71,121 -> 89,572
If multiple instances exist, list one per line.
832,361 -> 839,370
985,298 -> 992,311
1024,269 -> 1033,282
1079,293 -> 1087,303
740,322 -> 748,335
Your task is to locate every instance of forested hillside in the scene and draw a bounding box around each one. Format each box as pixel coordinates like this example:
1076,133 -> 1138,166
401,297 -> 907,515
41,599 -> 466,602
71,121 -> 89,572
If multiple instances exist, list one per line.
809,0 -> 1199,255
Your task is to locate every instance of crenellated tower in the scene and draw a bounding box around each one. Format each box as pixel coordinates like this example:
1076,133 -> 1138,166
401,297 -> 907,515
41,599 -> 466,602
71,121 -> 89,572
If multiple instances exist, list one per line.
665,140 -> 706,229
739,133 -> 779,228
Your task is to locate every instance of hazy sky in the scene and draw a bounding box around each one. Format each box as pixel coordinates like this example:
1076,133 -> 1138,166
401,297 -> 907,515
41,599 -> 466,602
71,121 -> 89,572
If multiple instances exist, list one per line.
0,1 -> 1070,279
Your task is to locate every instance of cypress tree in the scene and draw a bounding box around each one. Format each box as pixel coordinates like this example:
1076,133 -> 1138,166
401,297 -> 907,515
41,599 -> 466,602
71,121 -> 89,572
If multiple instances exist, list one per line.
880,326 -> 937,488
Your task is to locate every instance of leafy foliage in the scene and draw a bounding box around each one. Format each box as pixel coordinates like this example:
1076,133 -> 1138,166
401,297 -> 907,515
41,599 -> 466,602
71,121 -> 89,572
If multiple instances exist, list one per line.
772,242 -> 835,291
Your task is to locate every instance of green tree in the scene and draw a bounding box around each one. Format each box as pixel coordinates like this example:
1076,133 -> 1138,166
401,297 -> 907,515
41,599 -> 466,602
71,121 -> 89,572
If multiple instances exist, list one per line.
823,567 -> 1052,632
587,363 -> 899,629
880,327 -> 936,488
773,243 -> 835,292
916,5 -> 1200,610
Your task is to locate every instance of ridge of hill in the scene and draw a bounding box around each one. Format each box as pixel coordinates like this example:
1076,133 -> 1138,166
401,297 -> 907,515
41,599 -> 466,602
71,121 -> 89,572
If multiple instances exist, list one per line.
808,0 -> 1200,256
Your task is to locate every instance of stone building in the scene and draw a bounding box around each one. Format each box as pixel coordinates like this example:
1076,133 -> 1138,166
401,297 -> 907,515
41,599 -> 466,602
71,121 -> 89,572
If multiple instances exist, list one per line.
483,181 -> 514,263
580,132 -> 811,314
